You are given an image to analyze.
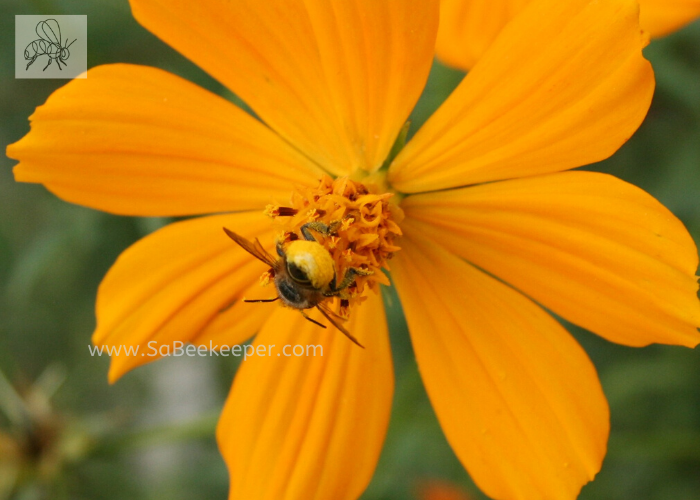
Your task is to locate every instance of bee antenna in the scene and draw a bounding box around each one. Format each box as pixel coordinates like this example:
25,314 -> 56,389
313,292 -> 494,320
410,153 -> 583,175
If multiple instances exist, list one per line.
243,297 -> 279,303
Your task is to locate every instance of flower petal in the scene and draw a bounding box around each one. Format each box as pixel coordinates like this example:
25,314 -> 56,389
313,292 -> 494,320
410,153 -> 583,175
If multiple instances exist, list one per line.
94,211 -> 277,383
435,0 -> 528,71
389,0 -> 654,192
392,226 -> 609,500
401,171 -> 700,347
129,0 -> 438,175
7,64 -> 321,216
435,0 -> 700,72
640,0 -> 700,37
217,293 -> 392,500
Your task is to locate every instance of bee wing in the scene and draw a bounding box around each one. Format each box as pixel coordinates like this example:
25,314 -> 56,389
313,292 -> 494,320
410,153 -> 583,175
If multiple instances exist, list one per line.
37,19 -> 62,45
316,305 -> 364,348
317,301 -> 348,323
223,227 -> 276,268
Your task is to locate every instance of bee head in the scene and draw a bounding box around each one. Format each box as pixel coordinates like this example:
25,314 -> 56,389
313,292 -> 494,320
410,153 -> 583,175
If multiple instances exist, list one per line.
280,240 -> 335,290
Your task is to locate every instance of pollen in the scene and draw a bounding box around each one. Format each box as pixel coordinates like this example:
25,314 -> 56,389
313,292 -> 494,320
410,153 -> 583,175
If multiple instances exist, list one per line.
268,175 -> 403,315
259,269 -> 274,287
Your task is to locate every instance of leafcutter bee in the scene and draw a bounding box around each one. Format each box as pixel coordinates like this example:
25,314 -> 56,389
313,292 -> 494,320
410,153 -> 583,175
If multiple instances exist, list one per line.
223,222 -> 371,348
24,19 -> 77,71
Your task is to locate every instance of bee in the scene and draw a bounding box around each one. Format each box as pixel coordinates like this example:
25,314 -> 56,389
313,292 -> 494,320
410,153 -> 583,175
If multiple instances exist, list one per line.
24,19 -> 77,71
223,222 -> 371,348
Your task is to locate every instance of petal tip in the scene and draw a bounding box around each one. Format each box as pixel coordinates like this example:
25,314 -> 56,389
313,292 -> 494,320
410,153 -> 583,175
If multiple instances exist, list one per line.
107,362 -> 124,385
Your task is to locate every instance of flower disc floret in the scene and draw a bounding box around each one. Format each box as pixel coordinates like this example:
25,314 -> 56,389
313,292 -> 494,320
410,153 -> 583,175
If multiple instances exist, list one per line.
266,175 -> 402,315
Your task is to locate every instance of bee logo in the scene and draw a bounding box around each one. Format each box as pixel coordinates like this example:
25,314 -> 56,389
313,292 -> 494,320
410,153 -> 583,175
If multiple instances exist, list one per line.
224,222 -> 372,348
24,19 -> 77,71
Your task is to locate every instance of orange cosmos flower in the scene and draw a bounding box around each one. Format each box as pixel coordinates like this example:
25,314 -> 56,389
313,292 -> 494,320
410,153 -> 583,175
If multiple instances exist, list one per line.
418,481 -> 474,500
437,0 -> 700,70
6,0 -> 700,499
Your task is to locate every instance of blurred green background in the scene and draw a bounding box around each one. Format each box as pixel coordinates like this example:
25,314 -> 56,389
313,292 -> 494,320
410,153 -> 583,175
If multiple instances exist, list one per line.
1,1 -> 700,499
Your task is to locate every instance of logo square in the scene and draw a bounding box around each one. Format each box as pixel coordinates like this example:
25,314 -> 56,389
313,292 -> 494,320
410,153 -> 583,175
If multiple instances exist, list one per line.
15,15 -> 87,79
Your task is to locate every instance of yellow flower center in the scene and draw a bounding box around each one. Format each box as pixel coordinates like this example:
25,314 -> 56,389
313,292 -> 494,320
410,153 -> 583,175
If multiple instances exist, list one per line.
264,174 -> 403,317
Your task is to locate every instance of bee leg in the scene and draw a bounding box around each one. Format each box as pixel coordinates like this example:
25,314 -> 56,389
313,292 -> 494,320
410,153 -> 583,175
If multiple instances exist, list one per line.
329,267 -> 373,293
300,218 -> 348,241
43,58 -> 52,71
325,275 -> 339,295
300,310 -> 327,329
26,57 -> 37,70
301,221 -> 330,241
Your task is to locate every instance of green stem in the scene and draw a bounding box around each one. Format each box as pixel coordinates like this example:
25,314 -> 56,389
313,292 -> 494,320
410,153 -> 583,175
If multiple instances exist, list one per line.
89,413 -> 218,456
0,369 -> 31,427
